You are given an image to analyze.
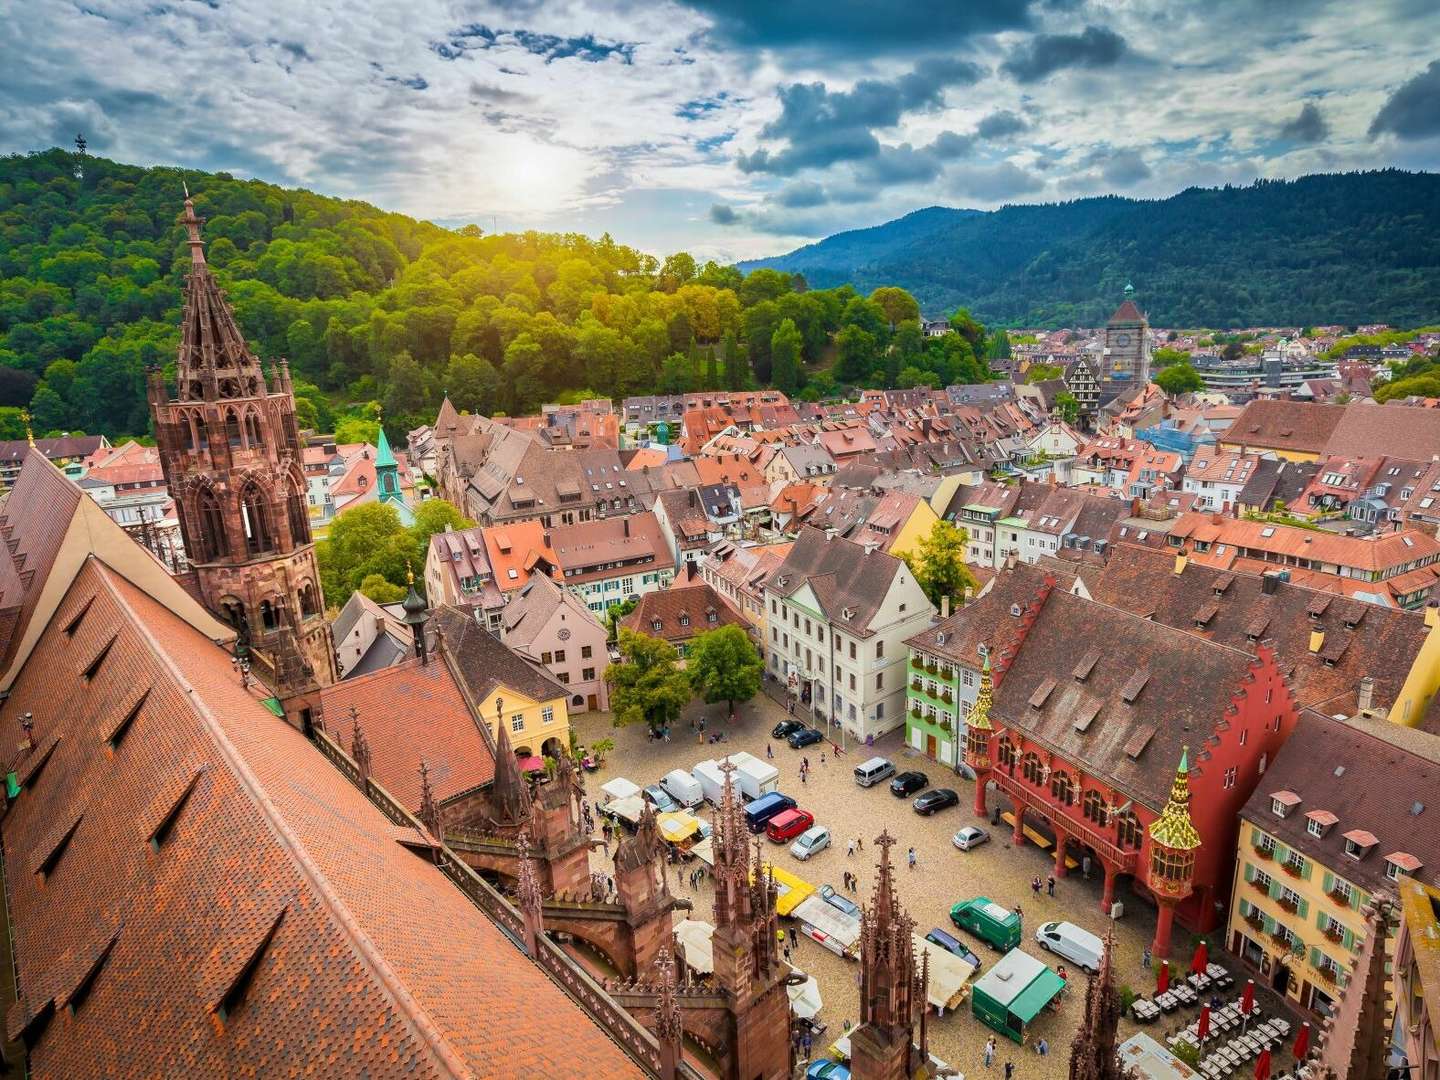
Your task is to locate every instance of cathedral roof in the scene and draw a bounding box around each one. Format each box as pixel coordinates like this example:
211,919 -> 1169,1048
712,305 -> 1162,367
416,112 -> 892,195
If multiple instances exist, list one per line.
173,196 -> 265,399
0,557 -> 641,1078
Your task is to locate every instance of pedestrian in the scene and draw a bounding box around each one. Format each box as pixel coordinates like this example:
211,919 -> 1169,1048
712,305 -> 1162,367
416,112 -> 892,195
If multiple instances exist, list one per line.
1014,903 -> 1022,920
789,926 -> 798,947
767,742 -> 774,760
1142,946 -> 1152,970
677,865 -> 684,889
907,847 -> 917,870
1036,1038 -> 1048,1057
1004,1062 -> 1014,1080
802,757 -> 809,772
847,838 -> 856,857
1046,874 -> 1055,897
821,751 -> 826,765
984,1036 -> 996,1068
1082,855 -> 1092,880
856,834 -> 863,852
783,942 -> 792,963
1031,875 -> 1042,898
802,1032 -> 812,1058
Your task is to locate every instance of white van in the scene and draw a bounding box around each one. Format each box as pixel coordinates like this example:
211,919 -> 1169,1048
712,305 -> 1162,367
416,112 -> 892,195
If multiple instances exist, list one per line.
1034,920 -> 1104,974
853,757 -> 895,788
660,768 -> 704,809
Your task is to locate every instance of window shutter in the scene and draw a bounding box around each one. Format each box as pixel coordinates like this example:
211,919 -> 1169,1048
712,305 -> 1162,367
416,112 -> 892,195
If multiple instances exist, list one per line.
1316,907 -> 1327,930
1269,878 -> 1283,900
1245,864 -> 1256,884
1342,927 -> 1354,950
1322,870 -> 1333,893
1263,914 -> 1275,934
1275,843 -> 1289,863
1309,945 -> 1321,968
1298,897 -> 1308,920
1251,826 -> 1262,847
1301,859 -> 1312,881
1239,899 -> 1250,917
1351,889 -> 1363,911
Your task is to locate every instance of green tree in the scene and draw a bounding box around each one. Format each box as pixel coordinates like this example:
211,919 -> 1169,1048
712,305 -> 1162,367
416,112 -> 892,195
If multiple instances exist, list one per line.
902,520 -> 979,609
1155,362 -> 1203,395
334,416 -> 381,445
1054,391 -> 1080,424
868,286 -> 920,329
1152,346 -> 1191,369
659,252 -> 697,291
604,596 -> 639,642
606,629 -> 692,734
359,573 -> 407,603
657,352 -> 695,394
721,330 -> 749,390
1024,363 -> 1064,384
986,329 -> 1012,361
445,352 -> 500,415
770,318 -> 803,394
687,624 -> 762,715
316,503 -> 411,601
833,324 -> 877,385
897,366 -> 936,389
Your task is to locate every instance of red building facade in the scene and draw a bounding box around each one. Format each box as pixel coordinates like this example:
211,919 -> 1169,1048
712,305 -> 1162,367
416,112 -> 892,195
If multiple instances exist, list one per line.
949,569 -> 1299,955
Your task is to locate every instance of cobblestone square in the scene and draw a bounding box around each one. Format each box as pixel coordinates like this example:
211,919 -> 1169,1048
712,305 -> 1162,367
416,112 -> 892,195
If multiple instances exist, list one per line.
575,691 -> 1217,1078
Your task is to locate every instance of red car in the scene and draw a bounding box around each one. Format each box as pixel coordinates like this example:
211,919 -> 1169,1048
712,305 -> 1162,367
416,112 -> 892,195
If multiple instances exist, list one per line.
766,808 -> 815,842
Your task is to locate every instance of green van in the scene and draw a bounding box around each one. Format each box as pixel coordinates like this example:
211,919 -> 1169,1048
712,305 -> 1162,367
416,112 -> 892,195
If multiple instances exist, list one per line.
949,896 -> 1022,952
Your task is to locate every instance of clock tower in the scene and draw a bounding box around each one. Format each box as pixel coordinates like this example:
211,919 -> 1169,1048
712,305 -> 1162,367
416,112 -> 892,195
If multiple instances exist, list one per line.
1103,282 -> 1151,384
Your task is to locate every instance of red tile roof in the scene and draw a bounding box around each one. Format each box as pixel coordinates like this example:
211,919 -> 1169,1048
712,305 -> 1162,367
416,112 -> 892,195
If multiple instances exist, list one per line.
621,582 -> 745,643
320,656 -> 496,810
0,557 -> 641,1078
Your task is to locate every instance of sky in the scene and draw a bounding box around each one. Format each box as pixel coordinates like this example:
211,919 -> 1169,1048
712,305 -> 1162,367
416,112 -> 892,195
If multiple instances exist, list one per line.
3,0 -> 1439,262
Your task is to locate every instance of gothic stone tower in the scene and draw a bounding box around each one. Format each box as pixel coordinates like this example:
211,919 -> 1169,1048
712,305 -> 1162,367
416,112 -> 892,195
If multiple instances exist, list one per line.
1103,282 -> 1152,384
149,195 -> 336,725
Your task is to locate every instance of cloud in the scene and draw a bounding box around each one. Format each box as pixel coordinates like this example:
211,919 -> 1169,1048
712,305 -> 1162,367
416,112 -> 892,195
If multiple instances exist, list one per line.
1369,60 -> 1440,140
948,161 -> 1045,201
1001,25 -> 1128,83
856,144 -> 945,184
737,60 -> 985,176
976,109 -> 1028,139
928,131 -> 978,160
431,23 -> 636,65
709,202 -> 740,225
1100,147 -> 1151,185
776,181 -> 828,208
1279,102 -> 1329,143
679,0 -> 1030,55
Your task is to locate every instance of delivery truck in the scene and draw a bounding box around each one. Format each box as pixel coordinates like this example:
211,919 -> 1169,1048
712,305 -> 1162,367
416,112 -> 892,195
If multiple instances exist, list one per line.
692,752 -> 781,804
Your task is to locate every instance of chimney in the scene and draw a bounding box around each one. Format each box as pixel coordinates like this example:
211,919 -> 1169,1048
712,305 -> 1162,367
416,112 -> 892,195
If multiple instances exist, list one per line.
825,527 -> 837,541
862,541 -> 879,555
623,517 -> 630,537
543,532 -> 551,547
1261,570 -> 1280,595
1358,676 -> 1375,714
940,596 -> 950,619
1309,628 -> 1325,654
1173,553 -> 1188,575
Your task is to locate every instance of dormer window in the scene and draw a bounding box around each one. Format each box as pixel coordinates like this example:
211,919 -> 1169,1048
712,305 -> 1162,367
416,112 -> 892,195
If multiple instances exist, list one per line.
1305,810 -> 1337,838
1386,852 -> 1422,881
652,619 -> 663,632
1270,790 -> 1300,818
1342,828 -> 1377,860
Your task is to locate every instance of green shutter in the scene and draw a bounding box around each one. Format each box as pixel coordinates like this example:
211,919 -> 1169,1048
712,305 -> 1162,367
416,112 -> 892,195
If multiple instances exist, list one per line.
1251,826 -> 1263,847
1309,945 -> 1321,969
1275,843 -> 1289,863
1352,889 -> 1363,911
1245,863 -> 1256,884
1263,914 -> 1275,934
1342,927 -> 1354,950
1301,858 -> 1312,881
1269,878 -> 1283,900
1297,898 -> 1308,920
1323,870 -> 1333,892
1316,907 -> 1328,930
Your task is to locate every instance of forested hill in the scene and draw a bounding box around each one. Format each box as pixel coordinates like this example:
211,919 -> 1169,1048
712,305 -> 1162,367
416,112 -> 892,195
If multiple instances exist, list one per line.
0,148 -> 999,441
740,170 -> 1440,327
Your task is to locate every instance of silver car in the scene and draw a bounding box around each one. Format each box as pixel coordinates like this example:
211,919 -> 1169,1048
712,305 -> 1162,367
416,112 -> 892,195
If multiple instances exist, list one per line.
952,825 -> 991,851
790,826 -> 831,861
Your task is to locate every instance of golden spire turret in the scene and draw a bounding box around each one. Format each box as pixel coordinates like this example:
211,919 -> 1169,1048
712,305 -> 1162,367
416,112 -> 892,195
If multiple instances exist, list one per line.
968,651 -> 994,733
1148,746 -> 1201,851
20,409 -> 34,449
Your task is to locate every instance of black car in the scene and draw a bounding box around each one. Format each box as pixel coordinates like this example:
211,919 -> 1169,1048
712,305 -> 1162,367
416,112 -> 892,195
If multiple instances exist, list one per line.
889,771 -> 929,797
912,788 -> 960,815
772,719 -> 805,739
788,727 -> 825,749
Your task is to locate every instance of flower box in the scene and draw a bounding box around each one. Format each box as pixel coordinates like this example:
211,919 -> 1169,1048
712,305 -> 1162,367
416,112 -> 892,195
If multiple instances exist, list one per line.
1252,845 -> 1274,861
1277,896 -> 1299,914
1327,887 -> 1351,905
911,679 -> 923,693
1316,966 -> 1338,984
940,691 -> 954,705
911,656 -> 925,671
1280,861 -> 1303,878
925,663 -> 939,676
1250,878 -> 1269,894
1323,925 -> 1344,943
1269,929 -> 1292,947
1244,912 -> 1265,931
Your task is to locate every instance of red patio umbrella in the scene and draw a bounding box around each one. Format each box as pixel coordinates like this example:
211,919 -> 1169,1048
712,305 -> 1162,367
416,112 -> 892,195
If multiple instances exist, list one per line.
1241,978 -> 1256,1015
1197,1004 -> 1211,1043
1191,939 -> 1209,976
1157,960 -> 1170,994
1254,1046 -> 1272,1080
1293,1022 -> 1311,1059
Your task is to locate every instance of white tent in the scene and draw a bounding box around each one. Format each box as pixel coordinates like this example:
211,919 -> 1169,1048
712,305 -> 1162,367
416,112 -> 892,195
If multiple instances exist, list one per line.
673,919 -> 714,975
691,836 -> 714,866
605,795 -> 646,828
912,934 -> 976,1013
600,777 -> 641,803
786,974 -> 824,1020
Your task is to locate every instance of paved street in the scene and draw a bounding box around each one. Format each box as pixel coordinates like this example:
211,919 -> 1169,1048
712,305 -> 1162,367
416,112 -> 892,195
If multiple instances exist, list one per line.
574,690 -> 1215,1078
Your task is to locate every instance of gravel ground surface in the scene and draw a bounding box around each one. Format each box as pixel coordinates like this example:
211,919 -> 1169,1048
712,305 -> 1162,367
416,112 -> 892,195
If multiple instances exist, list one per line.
573,693 -> 1244,1078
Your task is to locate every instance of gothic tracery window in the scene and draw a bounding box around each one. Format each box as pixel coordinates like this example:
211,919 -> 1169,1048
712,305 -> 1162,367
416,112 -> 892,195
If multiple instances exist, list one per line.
1022,752 -> 1044,786
225,408 -> 243,448
1050,770 -> 1075,806
287,481 -> 310,546
241,483 -> 273,555
1083,789 -> 1110,828
196,488 -> 227,562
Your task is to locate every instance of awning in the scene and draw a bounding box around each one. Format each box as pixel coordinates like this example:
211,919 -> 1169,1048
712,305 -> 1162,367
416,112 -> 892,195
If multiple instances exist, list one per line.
1009,968 -> 1066,1023
913,934 -> 976,1011
600,777 -> 641,802
674,919 -> 714,974
657,812 -> 701,844
518,755 -> 545,772
691,836 -> 714,866
787,974 -> 823,1020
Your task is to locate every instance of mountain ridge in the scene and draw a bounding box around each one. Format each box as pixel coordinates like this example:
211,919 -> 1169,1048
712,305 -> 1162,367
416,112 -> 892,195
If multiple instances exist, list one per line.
739,170 -> 1440,328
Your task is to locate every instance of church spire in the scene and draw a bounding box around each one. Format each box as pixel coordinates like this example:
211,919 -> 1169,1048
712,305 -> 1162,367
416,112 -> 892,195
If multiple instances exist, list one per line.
852,829 -> 924,1079
488,699 -> 532,824
1068,928 -> 1124,1080
1149,746 -> 1201,851
173,193 -> 264,401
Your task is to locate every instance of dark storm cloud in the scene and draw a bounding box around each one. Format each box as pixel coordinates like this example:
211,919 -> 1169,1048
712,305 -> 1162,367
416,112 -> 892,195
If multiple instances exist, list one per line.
710,203 -> 740,225
1100,147 -> 1150,185
679,0 -> 1030,55
1279,102 -> 1329,143
976,110 -> 1028,139
1001,25 -> 1128,83
776,181 -> 829,208
737,61 -> 986,176
1368,60 -> 1440,140
856,144 -> 945,184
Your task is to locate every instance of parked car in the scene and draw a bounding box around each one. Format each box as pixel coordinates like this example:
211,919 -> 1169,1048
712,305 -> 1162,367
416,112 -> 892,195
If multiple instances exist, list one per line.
950,896 -> 1023,952
1035,920 -> 1104,975
853,756 -> 895,787
744,792 -> 798,833
766,808 -> 815,842
922,927 -> 981,970
912,788 -> 959,815
772,718 -> 806,739
952,825 -> 991,851
642,784 -> 679,813
889,770 -> 929,797
788,727 -> 825,749
790,826 -> 831,861
819,884 -> 860,918
805,1061 -> 850,1080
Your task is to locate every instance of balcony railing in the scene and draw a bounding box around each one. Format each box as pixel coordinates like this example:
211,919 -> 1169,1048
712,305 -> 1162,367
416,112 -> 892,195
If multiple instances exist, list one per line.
991,770 -> 1139,872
